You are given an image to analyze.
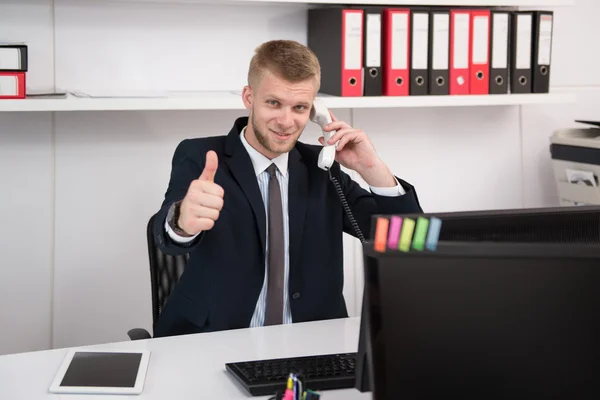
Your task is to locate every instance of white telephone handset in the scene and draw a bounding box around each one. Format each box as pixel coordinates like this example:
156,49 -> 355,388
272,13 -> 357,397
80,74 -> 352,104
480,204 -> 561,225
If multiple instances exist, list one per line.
309,98 -> 366,243
309,98 -> 337,171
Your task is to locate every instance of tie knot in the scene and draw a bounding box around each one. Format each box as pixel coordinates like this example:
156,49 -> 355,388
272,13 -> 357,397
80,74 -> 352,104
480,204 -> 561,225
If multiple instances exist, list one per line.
267,163 -> 278,178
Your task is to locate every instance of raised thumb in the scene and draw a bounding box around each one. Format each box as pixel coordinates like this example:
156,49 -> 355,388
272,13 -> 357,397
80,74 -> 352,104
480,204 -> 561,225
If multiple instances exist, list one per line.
199,150 -> 218,182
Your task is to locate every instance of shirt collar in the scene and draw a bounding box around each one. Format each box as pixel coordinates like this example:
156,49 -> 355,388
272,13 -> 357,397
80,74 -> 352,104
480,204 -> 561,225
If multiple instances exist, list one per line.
240,126 -> 289,177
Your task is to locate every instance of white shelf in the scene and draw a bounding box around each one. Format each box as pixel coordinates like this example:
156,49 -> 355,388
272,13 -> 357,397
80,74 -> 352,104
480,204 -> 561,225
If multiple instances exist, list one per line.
120,0 -> 575,7
0,91 -> 574,112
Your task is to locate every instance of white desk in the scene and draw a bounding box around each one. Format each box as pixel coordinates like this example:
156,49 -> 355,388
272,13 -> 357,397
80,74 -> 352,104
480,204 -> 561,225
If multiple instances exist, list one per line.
0,317 -> 371,400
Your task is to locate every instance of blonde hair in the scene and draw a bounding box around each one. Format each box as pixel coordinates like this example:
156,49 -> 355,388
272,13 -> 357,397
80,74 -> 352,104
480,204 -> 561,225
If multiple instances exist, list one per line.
247,40 -> 321,90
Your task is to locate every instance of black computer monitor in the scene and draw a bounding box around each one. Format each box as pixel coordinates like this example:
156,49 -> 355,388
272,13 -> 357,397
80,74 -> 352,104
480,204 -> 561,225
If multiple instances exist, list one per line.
355,205 -> 600,395
358,240 -> 600,399
370,205 -> 600,244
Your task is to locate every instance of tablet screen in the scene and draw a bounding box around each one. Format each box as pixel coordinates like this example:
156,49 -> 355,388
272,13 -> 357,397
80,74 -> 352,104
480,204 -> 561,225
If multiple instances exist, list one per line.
59,352 -> 143,388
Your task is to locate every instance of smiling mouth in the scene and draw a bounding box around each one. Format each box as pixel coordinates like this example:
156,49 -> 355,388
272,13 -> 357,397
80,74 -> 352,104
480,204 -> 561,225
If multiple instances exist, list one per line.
271,129 -> 293,139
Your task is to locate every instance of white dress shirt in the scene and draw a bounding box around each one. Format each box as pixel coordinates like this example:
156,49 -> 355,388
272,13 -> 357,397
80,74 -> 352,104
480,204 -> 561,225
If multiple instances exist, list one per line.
165,126 -> 405,326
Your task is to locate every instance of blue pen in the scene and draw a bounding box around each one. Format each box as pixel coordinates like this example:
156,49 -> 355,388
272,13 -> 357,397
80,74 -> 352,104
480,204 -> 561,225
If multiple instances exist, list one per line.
425,217 -> 442,251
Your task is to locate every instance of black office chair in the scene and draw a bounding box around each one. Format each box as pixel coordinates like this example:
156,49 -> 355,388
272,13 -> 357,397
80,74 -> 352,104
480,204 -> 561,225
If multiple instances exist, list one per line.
127,213 -> 190,340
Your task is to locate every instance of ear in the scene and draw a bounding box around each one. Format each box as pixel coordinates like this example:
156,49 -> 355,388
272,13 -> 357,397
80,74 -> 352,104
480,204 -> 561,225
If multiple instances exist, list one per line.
241,85 -> 252,111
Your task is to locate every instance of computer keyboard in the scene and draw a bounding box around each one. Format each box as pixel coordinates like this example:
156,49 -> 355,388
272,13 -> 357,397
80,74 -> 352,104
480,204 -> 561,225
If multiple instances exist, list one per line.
225,352 -> 357,396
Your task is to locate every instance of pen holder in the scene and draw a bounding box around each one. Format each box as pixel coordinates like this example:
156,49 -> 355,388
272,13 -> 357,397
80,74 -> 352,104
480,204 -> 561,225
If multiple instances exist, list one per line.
268,373 -> 320,400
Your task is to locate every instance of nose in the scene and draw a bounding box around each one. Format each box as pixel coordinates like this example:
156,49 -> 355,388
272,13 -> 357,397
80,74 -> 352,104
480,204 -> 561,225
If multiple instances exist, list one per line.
276,109 -> 294,131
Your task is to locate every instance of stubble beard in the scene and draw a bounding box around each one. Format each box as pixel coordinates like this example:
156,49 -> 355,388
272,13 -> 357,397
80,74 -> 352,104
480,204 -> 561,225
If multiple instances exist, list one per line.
251,109 -> 297,157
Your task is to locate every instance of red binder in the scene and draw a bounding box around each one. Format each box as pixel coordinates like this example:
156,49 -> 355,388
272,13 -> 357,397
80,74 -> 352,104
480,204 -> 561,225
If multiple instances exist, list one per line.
0,72 -> 25,99
469,9 -> 491,94
382,8 -> 410,96
341,9 -> 364,96
449,10 -> 470,95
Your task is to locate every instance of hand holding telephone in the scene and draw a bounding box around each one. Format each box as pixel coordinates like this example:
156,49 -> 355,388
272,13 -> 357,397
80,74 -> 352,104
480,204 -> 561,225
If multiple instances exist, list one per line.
309,98 -> 337,171
309,98 -> 366,243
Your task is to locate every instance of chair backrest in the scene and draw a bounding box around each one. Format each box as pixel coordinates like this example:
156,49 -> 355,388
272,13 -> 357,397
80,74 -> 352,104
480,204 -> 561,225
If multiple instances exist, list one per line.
146,213 -> 190,330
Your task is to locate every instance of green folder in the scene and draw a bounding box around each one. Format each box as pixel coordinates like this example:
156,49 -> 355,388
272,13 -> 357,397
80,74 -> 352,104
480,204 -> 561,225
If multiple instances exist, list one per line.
412,217 -> 430,251
399,218 -> 415,252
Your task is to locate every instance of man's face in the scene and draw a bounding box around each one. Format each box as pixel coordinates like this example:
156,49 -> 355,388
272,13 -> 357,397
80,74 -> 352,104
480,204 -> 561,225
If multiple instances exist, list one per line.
242,70 -> 317,159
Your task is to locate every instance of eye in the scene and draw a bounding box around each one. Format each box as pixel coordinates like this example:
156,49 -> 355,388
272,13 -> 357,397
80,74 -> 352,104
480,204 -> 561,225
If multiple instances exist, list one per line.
295,105 -> 307,111
267,100 -> 279,106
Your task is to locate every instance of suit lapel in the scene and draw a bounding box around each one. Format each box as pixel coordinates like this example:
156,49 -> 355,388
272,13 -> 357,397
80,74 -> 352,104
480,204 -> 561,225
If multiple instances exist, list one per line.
224,119 -> 267,256
288,148 -> 308,276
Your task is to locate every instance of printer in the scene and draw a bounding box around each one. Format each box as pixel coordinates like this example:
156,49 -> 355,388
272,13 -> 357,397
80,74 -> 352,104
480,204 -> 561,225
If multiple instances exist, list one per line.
550,120 -> 600,206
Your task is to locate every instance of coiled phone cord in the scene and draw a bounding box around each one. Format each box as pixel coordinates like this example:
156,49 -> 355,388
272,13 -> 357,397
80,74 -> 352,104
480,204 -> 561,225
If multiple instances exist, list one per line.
328,168 -> 366,244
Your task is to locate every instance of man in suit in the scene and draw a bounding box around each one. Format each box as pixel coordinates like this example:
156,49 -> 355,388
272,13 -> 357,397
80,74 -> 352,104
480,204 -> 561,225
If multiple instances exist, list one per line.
152,39 -> 422,338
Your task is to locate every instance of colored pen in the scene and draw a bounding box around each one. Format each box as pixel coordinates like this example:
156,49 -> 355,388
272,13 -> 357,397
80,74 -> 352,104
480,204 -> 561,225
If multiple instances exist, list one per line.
283,374 -> 294,400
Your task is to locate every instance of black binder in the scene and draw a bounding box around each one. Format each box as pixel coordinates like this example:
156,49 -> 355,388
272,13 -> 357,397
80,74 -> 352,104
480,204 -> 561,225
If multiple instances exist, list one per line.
410,8 -> 430,96
428,9 -> 450,95
489,10 -> 510,94
0,44 -> 28,72
532,10 -> 554,93
361,7 -> 383,96
510,11 -> 533,94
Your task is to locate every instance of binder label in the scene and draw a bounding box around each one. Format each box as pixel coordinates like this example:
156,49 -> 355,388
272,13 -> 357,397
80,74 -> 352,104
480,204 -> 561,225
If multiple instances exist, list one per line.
412,13 -> 429,70
538,15 -> 553,65
392,13 -> 408,69
344,11 -> 363,71
453,13 -> 470,70
516,14 -> 532,69
433,14 -> 449,70
366,14 -> 381,68
0,48 -> 21,70
472,16 -> 489,65
392,13 -> 409,70
492,13 -> 509,69
0,76 -> 18,95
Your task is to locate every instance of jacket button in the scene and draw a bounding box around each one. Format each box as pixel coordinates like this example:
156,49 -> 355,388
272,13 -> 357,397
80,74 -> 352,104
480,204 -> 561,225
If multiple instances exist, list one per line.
292,292 -> 301,300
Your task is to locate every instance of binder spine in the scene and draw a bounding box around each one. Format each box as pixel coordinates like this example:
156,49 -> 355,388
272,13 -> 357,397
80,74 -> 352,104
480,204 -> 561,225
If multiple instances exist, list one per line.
532,11 -> 553,93
510,11 -> 533,94
449,9 -> 471,95
362,7 -> 383,96
469,9 -> 490,95
410,8 -> 430,96
489,11 -> 510,94
428,10 -> 450,96
0,71 -> 26,99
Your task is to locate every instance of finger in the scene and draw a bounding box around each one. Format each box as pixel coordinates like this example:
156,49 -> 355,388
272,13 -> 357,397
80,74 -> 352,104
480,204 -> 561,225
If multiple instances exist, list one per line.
327,128 -> 355,145
324,120 -> 351,132
328,109 -> 338,122
191,205 -> 220,221
199,150 -> 219,182
186,186 -> 223,212
336,132 -> 361,151
191,181 -> 224,198
196,192 -> 224,211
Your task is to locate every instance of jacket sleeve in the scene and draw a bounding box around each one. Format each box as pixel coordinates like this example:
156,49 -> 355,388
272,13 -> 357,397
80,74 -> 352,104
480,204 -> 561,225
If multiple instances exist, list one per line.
336,166 -> 423,240
152,140 -> 206,256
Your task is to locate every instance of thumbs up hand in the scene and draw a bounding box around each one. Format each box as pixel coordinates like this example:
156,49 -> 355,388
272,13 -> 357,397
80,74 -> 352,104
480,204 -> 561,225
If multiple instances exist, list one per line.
178,151 -> 225,235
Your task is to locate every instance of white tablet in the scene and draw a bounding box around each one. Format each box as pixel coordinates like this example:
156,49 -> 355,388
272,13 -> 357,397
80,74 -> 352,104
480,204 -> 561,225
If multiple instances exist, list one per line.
48,349 -> 151,395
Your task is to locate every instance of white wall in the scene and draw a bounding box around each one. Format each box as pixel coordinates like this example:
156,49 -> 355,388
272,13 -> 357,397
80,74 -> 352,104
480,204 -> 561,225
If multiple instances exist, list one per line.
1,0 -> 597,354
0,0 -> 55,356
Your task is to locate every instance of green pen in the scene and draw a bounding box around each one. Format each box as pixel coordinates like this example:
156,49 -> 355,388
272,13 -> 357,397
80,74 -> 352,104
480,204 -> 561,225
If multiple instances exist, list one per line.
412,217 -> 430,251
